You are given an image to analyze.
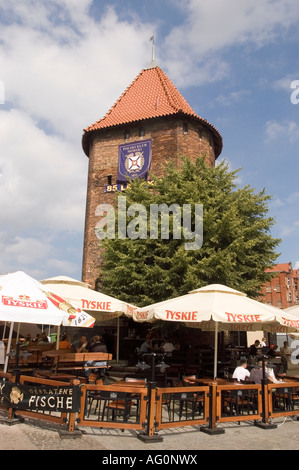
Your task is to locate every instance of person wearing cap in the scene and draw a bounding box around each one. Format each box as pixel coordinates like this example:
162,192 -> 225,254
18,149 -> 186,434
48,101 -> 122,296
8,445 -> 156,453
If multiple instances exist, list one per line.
249,357 -> 280,384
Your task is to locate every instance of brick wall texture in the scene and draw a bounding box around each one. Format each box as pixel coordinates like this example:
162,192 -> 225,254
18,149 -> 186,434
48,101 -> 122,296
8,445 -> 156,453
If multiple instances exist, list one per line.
82,116 -> 218,288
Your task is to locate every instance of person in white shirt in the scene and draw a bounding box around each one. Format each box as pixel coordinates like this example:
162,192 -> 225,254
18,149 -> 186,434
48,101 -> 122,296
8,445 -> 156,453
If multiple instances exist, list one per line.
232,359 -> 250,382
162,339 -> 175,354
260,337 -> 267,348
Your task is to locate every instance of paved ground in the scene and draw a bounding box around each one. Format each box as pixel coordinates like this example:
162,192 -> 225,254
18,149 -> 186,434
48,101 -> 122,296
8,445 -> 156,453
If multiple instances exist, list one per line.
0,413 -> 298,453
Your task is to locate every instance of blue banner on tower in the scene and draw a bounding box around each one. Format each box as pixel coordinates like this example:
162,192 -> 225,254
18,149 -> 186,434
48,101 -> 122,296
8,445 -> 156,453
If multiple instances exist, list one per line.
117,139 -> 152,183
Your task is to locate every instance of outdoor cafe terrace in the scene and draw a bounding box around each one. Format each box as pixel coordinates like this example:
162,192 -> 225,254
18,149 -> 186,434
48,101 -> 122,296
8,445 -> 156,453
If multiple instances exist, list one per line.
1,274 -> 299,440
2,330 -> 299,441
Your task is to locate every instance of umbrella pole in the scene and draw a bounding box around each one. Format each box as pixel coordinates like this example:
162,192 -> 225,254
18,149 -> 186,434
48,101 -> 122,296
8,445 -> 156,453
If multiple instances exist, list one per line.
116,317 -> 120,363
213,322 -> 218,379
16,323 -> 20,342
4,322 -> 14,373
56,325 -> 60,350
2,322 -> 7,340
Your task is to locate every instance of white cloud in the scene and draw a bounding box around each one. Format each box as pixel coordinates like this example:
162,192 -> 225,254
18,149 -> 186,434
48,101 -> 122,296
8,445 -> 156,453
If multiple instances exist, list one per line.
273,75 -> 299,93
0,1 -> 155,278
0,3 -> 154,140
212,89 -> 251,107
2,236 -> 51,266
162,0 -> 299,86
265,120 -> 299,143
0,233 -> 51,278
0,109 -> 86,231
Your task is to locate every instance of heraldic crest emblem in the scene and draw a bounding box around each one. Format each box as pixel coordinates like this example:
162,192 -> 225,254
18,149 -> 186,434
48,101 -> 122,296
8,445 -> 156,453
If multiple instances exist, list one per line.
117,139 -> 152,183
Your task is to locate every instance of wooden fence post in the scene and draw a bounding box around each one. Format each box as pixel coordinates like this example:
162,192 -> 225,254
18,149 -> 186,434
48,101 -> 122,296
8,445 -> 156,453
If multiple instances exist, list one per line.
201,383 -> 225,435
59,379 -> 83,439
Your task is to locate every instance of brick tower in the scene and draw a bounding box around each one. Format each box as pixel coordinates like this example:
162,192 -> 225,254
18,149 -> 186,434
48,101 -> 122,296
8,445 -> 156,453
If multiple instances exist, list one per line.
81,60 -> 223,288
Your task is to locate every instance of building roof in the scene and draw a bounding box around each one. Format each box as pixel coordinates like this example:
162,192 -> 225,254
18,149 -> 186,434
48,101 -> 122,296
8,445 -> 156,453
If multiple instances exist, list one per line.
82,63 -> 223,157
265,262 -> 293,273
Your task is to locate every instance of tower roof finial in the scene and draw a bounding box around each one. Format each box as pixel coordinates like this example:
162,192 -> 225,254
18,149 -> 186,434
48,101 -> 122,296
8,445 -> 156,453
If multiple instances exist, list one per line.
146,34 -> 158,69
150,34 -> 155,61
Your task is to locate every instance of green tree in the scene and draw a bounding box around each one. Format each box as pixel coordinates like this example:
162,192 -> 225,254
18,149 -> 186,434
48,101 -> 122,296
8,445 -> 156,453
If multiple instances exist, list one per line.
99,157 -> 280,306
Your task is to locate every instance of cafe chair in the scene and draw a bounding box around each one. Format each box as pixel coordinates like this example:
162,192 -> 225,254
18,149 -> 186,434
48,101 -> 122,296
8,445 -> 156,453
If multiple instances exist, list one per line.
124,377 -> 147,419
290,388 -> 299,410
165,389 -> 204,422
87,379 -> 103,418
182,375 -> 197,385
274,386 -> 299,412
101,391 -> 133,423
165,364 -> 184,387
222,388 -> 256,418
180,375 -> 204,419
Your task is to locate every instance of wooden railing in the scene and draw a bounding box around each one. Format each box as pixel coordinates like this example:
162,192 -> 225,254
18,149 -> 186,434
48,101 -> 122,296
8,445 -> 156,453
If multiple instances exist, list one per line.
1,373 -> 299,438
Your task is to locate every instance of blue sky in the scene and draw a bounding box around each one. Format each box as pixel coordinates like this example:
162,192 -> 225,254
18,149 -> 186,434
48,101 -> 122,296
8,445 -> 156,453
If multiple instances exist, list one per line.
0,0 -> 298,282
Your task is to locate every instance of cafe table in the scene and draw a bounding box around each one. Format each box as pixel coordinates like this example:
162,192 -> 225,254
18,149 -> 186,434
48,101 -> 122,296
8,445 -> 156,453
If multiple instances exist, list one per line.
191,378 -> 229,386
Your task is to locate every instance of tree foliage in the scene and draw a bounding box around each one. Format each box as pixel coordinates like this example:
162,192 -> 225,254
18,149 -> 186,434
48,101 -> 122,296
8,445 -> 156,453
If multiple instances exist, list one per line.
99,157 -> 281,306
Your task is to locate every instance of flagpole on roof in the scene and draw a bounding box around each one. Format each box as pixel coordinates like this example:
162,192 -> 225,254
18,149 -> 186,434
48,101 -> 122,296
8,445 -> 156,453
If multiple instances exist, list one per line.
150,34 -> 155,62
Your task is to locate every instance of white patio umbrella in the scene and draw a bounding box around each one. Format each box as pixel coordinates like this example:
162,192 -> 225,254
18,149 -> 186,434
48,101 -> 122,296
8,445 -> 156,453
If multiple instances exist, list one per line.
283,305 -> 299,316
0,271 -> 95,372
282,305 -> 299,338
132,284 -> 299,378
40,276 -> 136,320
40,276 -> 138,361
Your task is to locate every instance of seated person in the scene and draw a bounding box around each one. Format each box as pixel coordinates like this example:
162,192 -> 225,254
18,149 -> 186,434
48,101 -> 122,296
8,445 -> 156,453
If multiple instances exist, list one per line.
58,333 -> 71,350
265,364 -> 281,383
248,340 -> 260,356
161,338 -> 175,354
232,359 -> 250,382
260,337 -> 267,348
20,334 -> 32,348
37,332 -> 49,345
85,335 -> 108,379
73,335 -> 88,353
266,344 -> 279,358
249,357 -> 281,384
139,335 -> 152,354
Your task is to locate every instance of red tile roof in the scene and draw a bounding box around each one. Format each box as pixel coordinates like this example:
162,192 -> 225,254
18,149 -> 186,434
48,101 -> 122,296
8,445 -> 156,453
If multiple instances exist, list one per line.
266,262 -> 293,273
82,64 -> 222,157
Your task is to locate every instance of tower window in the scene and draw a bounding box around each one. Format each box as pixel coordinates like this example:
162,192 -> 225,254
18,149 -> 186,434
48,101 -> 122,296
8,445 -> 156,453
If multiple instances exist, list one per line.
198,128 -> 202,141
139,127 -> 145,137
124,129 -> 130,140
107,175 -> 112,185
183,123 -> 188,134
